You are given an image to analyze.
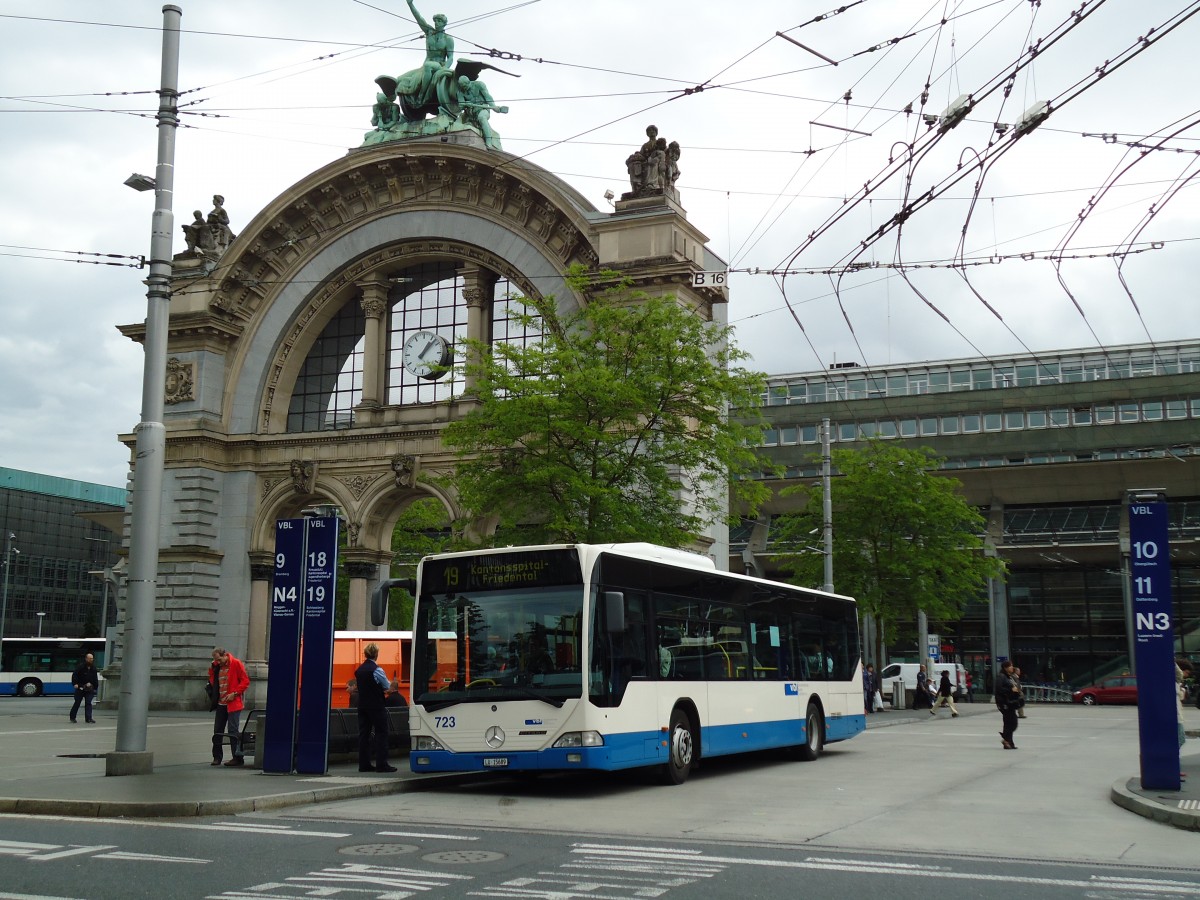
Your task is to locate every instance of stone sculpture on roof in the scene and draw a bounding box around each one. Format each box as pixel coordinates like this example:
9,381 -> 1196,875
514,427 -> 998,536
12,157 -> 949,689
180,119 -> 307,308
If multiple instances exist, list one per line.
624,125 -> 682,202
178,194 -> 236,265
361,0 -> 516,150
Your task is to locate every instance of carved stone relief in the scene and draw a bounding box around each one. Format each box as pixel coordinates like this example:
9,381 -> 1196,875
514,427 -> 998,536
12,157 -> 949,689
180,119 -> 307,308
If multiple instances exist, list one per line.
164,357 -> 195,405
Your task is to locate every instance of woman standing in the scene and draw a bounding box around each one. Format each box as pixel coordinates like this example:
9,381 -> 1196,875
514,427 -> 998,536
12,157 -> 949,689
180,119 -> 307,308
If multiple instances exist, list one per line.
995,660 -> 1021,749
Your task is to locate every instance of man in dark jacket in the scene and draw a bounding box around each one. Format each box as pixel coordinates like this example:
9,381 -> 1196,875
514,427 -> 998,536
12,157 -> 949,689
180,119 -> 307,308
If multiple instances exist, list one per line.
69,653 -> 99,724
355,643 -> 397,773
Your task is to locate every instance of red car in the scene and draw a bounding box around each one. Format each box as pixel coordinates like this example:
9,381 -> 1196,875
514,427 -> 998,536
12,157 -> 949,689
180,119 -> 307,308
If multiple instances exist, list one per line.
1072,675 -> 1137,705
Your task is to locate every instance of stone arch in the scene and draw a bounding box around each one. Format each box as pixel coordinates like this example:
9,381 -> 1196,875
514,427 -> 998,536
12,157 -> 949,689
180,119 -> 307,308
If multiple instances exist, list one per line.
113,132 -> 724,707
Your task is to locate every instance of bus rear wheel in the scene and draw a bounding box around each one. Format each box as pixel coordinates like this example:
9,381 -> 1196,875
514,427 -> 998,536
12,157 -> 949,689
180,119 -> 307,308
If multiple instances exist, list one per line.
17,678 -> 43,698
660,708 -> 695,785
797,702 -> 823,761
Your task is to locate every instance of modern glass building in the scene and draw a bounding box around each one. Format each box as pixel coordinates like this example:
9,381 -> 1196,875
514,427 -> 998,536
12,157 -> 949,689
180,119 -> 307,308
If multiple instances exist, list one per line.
736,339 -> 1200,691
0,468 -> 126,640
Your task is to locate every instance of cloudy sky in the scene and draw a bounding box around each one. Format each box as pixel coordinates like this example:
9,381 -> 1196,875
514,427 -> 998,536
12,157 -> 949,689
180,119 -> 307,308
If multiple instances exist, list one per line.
1,0 -> 1197,488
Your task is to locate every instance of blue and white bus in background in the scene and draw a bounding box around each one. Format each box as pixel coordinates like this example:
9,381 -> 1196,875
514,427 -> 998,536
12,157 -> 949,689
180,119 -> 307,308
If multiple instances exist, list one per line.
408,542 -> 864,784
0,637 -> 107,697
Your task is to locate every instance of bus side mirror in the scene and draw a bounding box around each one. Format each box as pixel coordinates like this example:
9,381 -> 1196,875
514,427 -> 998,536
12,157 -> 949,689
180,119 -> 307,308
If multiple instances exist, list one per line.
604,591 -> 625,634
370,577 -> 416,627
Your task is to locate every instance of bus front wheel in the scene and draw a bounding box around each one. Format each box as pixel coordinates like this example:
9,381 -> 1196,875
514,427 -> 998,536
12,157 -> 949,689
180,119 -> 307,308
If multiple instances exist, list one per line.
797,703 -> 824,761
17,678 -> 43,698
660,708 -> 695,785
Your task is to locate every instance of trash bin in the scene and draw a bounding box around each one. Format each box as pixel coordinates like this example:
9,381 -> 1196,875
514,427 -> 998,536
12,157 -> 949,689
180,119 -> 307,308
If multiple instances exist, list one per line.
891,677 -> 906,710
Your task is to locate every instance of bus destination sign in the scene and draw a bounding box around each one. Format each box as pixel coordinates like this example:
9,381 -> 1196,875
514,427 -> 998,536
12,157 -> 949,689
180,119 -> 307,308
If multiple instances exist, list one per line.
424,549 -> 582,593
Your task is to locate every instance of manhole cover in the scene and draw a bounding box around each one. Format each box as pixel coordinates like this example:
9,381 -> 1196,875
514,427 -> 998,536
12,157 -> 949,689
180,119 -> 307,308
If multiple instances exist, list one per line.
339,843 -> 419,856
422,850 -> 505,864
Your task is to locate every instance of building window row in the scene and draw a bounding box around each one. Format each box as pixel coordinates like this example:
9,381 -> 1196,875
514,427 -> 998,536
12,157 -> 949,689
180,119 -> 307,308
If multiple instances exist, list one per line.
765,343 -> 1200,406
766,444 -> 1197,481
761,397 -> 1200,447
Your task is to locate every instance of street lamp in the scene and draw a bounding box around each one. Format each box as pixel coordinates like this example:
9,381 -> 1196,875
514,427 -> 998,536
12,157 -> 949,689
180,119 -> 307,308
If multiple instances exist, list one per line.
110,5 -> 182,775
85,537 -> 113,634
36,611 -> 45,638
1,533 -> 19,653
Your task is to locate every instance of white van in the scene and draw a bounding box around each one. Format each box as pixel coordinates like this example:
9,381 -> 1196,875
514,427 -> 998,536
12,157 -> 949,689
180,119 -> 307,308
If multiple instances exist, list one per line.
878,662 -> 967,704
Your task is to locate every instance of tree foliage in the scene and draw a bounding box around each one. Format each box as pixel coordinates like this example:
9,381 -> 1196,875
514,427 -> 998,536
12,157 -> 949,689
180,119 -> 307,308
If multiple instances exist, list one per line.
384,496 -> 465,630
772,441 -> 1004,635
442,269 -> 771,546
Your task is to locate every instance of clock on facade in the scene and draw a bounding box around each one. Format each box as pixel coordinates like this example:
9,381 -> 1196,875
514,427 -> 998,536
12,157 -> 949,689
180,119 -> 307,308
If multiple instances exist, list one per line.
401,330 -> 452,380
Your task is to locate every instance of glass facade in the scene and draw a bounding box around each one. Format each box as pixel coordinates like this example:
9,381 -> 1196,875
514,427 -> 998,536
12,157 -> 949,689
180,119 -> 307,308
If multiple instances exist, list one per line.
0,469 -> 124,640
745,339 -> 1200,691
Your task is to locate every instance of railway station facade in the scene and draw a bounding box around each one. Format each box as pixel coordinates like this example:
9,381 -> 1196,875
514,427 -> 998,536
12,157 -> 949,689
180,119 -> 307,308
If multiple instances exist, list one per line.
737,340 -> 1200,689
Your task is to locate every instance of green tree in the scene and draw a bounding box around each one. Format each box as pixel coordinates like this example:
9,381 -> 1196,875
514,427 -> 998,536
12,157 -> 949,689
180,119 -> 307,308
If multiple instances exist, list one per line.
442,269 -> 771,546
384,496 -> 464,630
772,441 -> 1003,659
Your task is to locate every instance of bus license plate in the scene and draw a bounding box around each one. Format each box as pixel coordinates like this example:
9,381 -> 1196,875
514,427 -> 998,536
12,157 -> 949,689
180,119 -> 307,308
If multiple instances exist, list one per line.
483,757 -> 508,768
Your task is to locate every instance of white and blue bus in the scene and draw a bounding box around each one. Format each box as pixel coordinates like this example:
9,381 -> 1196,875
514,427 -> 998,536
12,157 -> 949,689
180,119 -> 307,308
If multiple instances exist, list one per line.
408,542 -> 864,784
0,637 -> 107,697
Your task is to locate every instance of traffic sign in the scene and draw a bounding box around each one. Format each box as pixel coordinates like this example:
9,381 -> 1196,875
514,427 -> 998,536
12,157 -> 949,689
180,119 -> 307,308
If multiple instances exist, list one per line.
691,270 -> 727,288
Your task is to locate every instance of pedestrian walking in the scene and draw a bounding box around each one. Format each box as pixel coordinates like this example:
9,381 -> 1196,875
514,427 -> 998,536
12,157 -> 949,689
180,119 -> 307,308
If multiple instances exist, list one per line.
863,663 -> 876,714
932,669 -> 960,717
69,652 -> 99,724
1177,658 -> 1193,757
355,642 -> 397,773
1013,667 -> 1028,718
995,660 -> 1021,749
210,647 -> 250,767
914,664 -> 934,711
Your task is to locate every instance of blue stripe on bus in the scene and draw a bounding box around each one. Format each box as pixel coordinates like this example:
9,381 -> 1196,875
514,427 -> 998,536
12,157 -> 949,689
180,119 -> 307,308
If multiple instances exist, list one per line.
0,684 -> 75,696
410,713 -> 868,774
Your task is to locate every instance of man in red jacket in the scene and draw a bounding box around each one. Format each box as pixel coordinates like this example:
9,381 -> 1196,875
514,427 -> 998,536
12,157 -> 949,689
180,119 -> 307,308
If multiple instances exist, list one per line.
210,647 -> 251,767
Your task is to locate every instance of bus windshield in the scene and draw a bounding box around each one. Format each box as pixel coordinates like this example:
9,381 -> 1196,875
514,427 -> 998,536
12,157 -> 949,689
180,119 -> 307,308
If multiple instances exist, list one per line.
413,585 -> 584,711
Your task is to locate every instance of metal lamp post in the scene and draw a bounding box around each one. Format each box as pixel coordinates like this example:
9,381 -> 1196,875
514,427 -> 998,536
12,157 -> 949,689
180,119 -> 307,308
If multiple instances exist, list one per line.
108,4 -> 183,776
36,612 -> 45,638
85,537 -> 113,635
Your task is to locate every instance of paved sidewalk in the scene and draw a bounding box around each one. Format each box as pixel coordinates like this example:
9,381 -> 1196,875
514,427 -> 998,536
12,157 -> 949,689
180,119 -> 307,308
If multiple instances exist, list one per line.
869,700 -> 1200,831
0,707 -> 463,818
1,703 -> 1197,828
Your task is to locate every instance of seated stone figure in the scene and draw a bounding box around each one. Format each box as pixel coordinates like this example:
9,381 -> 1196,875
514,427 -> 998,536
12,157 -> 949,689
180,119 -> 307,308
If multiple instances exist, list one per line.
457,75 -> 508,151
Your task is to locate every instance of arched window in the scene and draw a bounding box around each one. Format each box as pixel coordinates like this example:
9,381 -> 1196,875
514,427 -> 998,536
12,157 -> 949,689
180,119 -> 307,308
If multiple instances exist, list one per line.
285,261 -> 538,433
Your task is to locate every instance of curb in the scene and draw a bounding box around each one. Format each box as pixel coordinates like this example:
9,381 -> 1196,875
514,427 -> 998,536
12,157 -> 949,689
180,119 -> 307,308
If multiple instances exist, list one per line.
1110,777 -> 1200,832
0,771 -> 478,819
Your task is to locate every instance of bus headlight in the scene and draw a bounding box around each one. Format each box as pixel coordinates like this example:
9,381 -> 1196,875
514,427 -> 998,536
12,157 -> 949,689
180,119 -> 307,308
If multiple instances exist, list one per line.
415,736 -> 445,751
551,731 -> 604,748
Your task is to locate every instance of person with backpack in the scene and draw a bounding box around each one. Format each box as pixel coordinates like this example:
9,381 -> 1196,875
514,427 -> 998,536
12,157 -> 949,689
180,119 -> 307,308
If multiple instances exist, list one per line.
355,642 -> 398,773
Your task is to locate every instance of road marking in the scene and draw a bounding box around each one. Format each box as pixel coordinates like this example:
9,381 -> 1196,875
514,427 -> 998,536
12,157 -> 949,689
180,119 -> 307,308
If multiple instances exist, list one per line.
0,892 -> 87,900
95,851 -> 209,864
28,845 -> 116,861
0,839 -> 60,856
378,831 -> 479,841
210,862 -> 475,898
571,847 -> 1200,894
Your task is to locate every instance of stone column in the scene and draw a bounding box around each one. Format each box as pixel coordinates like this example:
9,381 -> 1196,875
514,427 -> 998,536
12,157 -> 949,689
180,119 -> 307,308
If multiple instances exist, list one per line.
460,265 -> 496,392
247,554 -> 274,662
356,275 -> 390,424
345,560 -> 378,631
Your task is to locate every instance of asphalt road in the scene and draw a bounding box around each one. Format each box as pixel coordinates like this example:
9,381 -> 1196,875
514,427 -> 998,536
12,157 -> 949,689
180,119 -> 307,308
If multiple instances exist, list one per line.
2,700 -> 1199,898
